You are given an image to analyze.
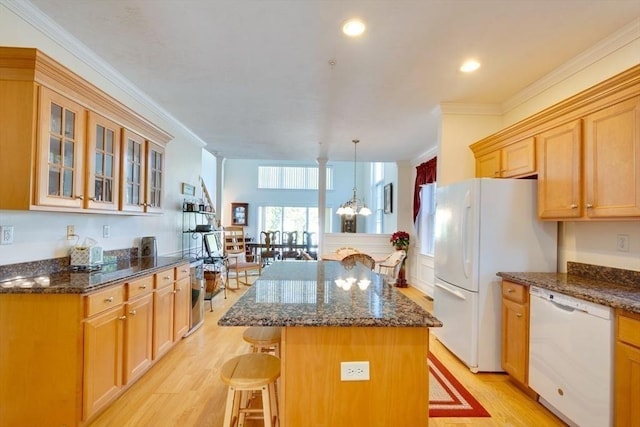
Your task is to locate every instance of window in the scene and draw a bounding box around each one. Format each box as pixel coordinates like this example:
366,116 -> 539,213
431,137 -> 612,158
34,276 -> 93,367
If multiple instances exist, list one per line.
417,183 -> 436,256
259,206 -> 319,238
258,166 -> 333,190
372,162 -> 384,233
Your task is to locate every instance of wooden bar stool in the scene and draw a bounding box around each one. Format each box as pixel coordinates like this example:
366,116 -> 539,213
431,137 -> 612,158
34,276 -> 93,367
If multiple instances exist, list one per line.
220,353 -> 280,427
242,326 -> 282,357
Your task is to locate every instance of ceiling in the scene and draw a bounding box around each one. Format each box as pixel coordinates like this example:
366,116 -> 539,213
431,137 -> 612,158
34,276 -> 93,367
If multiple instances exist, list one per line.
24,1 -> 640,162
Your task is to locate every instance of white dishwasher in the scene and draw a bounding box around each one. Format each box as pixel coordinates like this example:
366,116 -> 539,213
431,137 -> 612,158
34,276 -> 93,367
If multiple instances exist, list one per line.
529,286 -> 613,427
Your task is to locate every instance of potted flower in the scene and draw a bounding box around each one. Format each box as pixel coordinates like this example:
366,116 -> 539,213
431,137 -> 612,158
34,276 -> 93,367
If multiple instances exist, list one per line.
390,231 -> 410,287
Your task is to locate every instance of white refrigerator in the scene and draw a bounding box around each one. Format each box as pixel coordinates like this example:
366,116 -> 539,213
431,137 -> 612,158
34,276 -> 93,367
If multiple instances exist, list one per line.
433,178 -> 557,372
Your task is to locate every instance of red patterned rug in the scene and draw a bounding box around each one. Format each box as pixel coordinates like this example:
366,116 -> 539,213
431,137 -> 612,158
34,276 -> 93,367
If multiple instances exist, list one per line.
429,353 -> 491,418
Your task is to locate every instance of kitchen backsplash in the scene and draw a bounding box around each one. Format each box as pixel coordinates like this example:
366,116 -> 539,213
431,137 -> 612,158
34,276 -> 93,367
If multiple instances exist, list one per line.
0,247 -> 138,281
568,261 -> 640,288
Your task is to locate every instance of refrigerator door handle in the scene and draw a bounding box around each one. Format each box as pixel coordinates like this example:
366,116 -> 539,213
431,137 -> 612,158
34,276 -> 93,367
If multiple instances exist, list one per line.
462,190 -> 472,278
435,282 -> 466,300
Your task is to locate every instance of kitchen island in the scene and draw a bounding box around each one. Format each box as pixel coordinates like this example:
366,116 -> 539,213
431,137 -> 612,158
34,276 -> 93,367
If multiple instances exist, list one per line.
219,260 -> 442,427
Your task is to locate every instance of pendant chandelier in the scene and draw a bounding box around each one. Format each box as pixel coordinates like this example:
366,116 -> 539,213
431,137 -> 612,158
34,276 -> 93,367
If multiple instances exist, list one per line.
336,139 -> 372,217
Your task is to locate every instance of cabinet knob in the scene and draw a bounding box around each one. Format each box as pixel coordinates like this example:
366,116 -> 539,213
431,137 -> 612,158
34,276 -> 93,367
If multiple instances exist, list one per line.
129,310 -> 137,315
140,285 -> 147,289
176,287 -> 182,292
507,288 -> 515,293
118,315 -> 127,320
172,290 -> 177,294
570,204 -> 578,209
104,296 -> 114,303
75,195 -> 84,200
516,313 -> 522,318
586,203 -> 593,208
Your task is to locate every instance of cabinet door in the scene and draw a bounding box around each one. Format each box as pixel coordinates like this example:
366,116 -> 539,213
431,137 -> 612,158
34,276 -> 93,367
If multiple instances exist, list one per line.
145,142 -> 165,213
123,293 -> 153,384
153,284 -> 175,359
86,112 -> 121,211
584,96 -> 640,218
502,298 -> 529,384
536,120 -> 582,219
475,151 -> 501,178
121,129 -> 146,213
502,137 -> 535,177
173,276 -> 190,340
83,306 -> 125,421
615,341 -> 640,427
36,87 -> 86,208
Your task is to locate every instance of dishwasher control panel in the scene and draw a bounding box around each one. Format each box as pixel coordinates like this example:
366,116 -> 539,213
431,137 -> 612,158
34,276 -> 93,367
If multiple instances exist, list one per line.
530,286 -> 611,319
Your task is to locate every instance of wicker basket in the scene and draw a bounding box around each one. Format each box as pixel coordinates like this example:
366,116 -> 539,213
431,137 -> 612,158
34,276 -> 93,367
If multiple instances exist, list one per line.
204,271 -> 221,293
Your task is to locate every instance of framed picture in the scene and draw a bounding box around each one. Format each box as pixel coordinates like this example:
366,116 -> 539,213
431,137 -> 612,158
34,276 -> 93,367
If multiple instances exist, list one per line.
384,183 -> 393,214
181,182 -> 196,196
231,202 -> 248,226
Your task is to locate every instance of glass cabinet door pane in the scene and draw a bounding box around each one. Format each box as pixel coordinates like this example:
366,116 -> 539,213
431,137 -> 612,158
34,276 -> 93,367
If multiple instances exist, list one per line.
96,125 -> 104,150
49,137 -> 61,164
94,179 -> 103,201
64,110 -> 75,138
64,141 -> 75,167
50,103 -> 62,134
105,154 -> 113,177
48,167 -> 61,196
106,129 -> 113,152
62,169 -> 73,197
95,153 -> 104,175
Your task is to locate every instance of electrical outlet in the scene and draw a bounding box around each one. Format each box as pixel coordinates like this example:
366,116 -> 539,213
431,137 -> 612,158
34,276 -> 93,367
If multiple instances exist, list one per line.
1,226 -> 14,245
617,234 -> 629,252
103,225 -> 111,238
340,361 -> 370,381
67,225 -> 75,240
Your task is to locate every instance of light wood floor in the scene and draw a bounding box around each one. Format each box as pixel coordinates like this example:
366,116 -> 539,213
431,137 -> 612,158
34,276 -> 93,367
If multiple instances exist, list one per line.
87,279 -> 566,427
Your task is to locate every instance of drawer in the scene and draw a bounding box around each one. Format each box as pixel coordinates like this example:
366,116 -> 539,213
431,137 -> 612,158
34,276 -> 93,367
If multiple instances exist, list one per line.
617,310 -> 640,348
502,280 -> 528,303
126,275 -> 154,300
155,268 -> 175,289
85,285 -> 124,317
175,263 -> 190,281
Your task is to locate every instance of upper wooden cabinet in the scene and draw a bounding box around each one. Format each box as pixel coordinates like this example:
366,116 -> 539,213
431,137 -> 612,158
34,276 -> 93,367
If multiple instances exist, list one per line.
538,97 -> 640,219
0,47 -> 172,213
471,64 -> 640,220
476,137 -> 535,178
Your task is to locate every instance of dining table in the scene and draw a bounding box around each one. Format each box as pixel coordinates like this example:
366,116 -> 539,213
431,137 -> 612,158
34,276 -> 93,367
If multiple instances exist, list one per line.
218,260 -> 442,427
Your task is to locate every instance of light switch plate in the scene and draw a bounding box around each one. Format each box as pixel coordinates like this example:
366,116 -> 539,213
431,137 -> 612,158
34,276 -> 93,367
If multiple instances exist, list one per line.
1,226 -> 14,245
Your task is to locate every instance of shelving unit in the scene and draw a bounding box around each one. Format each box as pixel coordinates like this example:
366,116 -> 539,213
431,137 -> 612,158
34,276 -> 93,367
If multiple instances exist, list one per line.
181,206 -> 227,304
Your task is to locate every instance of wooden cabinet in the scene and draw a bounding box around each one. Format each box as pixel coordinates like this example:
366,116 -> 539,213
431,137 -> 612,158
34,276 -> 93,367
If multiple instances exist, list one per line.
0,47 -> 171,213
536,120 -> 582,219
36,87 -> 87,208
476,137 -> 536,178
82,285 -> 126,420
123,277 -> 154,384
538,97 -> 640,219
154,281 -> 175,359
615,310 -> 640,427
121,130 -> 165,213
501,280 -> 533,390
86,111 -> 121,211
0,263 -> 191,426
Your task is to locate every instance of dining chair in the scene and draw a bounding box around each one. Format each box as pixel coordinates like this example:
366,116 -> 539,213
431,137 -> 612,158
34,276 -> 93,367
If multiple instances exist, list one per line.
341,253 -> 376,270
223,226 -> 262,288
302,231 -> 317,259
376,249 -> 406,279
260,230 -> 281,265
281,231 -> 299,259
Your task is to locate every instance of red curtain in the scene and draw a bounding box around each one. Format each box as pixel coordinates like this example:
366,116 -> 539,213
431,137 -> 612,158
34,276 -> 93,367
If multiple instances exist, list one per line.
413,157 -> 437,222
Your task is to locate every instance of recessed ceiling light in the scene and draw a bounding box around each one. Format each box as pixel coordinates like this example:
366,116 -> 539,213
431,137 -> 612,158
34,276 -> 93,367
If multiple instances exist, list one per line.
342,18 -> 366,37
460,60 -> 481,73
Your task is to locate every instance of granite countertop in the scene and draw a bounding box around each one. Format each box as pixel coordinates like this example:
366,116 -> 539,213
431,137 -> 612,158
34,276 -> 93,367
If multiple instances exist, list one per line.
498,262 -> 640,314
218,261 -> 442,328
0,256 -> 190,295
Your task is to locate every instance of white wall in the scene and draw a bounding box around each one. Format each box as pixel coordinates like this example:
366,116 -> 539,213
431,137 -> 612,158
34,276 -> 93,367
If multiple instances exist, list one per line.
0,4 -> 205,264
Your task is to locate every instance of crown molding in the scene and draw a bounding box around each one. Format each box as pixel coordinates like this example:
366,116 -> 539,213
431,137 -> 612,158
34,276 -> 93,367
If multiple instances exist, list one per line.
439,102 -> 502,116
2,0 -> 207,147
502,17 -> 640,113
